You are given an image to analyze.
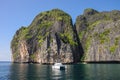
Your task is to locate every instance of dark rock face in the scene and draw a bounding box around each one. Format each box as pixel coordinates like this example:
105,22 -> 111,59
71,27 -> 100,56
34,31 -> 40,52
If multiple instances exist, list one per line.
11,9 -> 81,63
75,8 -> 120,62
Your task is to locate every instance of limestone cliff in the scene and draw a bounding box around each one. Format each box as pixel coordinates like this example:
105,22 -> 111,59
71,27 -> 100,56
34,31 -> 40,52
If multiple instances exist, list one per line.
11,9 -> 81,63
11,8 -> 120,63
75,8 -> 120,62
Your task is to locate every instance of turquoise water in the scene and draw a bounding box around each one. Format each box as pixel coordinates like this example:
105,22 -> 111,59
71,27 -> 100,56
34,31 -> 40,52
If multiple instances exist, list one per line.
0,62 -> 120,80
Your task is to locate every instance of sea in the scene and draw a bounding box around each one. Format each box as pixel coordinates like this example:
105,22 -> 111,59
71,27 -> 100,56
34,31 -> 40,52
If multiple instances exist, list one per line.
0,61 -> 120,80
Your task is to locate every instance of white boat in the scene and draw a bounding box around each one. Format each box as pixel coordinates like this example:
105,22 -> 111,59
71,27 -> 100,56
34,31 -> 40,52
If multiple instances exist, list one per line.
52,63 -> 65,70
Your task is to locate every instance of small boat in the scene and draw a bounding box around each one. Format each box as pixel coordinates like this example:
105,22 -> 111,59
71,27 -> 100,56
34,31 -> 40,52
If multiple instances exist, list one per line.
52,63 -> 65,70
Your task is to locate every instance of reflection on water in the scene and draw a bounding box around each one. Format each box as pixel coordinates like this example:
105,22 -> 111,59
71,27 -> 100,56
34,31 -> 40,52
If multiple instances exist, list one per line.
52,69 -> 65,80
9,63 -> 67,80
9,63 -> 51,80
9,63 -> 28,80
4,63 -> 120,80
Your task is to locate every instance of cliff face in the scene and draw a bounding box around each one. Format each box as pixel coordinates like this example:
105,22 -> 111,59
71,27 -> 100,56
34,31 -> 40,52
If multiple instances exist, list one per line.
11,9 -> 81,63
75,8 -> 120,62
11,8 -> 120,63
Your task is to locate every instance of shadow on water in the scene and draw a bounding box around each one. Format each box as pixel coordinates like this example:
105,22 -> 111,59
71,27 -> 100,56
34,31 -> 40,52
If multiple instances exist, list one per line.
7,63 -> 120,80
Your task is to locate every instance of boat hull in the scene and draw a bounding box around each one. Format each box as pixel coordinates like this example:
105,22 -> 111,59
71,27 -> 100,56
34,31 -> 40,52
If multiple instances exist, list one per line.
52,63 -> 65,70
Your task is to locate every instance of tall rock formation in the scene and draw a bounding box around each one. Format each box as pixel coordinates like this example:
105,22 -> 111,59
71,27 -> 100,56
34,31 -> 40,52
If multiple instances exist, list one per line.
11,9 -> 81,63
75,8 -> 120,62
11,8 -> 120,63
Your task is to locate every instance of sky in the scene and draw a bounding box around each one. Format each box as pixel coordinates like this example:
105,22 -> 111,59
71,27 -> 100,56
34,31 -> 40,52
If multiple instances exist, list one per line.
0,0 -> 120,61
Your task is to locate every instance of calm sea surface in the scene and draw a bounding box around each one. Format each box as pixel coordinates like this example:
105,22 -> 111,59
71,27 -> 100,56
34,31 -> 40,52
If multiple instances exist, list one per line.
0,62 -> 120,80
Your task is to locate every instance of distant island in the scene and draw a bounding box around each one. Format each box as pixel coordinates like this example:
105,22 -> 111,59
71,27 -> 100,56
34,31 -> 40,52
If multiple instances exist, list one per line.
11,8 -> 120,63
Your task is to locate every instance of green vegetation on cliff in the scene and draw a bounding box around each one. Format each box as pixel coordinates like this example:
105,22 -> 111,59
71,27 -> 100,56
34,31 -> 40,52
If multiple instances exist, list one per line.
60,32 -> 77,46
11,9 -> 80,63
76,8 -> 120,61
